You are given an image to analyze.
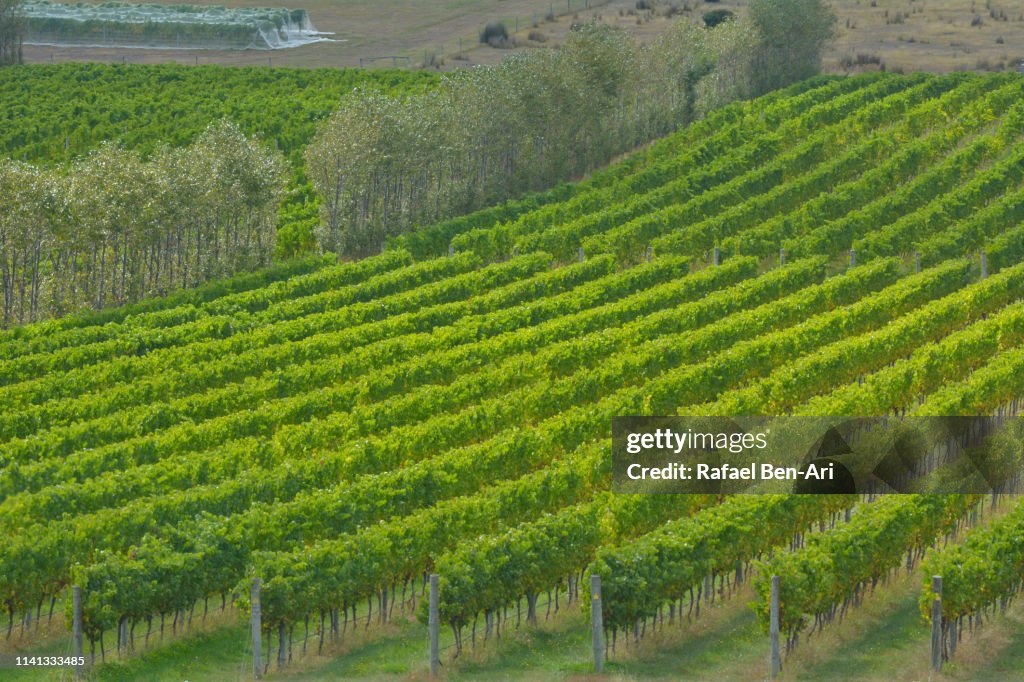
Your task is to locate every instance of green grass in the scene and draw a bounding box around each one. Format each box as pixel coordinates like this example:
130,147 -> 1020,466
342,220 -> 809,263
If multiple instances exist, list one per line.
9,577 -> 1022,681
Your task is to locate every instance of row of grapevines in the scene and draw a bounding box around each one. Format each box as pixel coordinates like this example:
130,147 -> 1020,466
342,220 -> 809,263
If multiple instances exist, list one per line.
921,495 -> 1024,627
0,255 -> 334,355
698,261 -> 1024,415
714,78 -> 1024,260
585,495 -> 855,630
431,492 -> 718,632
0,260 -> 904,618
54,260 -> 954,629
855,140 -> 1024,259
0,257 -> 856,500
0,250 -> 407,360
0,254 -> 627,444
76,441 -> 612,639
0,250 -> 497,387
752,494 -> 979,639
914,343 -> 1024,417
786,124 -> 1019,259
444,76 -> 882,261
568,76 -> 933,261
390,76 -> 848,259
0,251 -> 493,395
0,255 -> 728,457
917,185 -> 1024,267
796,301 -> 1024,416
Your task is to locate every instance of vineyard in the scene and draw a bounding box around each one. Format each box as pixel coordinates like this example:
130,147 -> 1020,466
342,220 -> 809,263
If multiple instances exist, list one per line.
0,63 -> 436,270
2,71 -> 1024,680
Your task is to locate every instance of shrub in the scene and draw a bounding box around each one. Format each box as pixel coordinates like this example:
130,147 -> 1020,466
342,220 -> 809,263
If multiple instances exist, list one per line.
480,21 -> 509,47
703,8 -> 734,27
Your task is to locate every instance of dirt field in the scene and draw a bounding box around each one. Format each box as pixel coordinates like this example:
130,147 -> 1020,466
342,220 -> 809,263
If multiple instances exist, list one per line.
20,0 -> 1024,74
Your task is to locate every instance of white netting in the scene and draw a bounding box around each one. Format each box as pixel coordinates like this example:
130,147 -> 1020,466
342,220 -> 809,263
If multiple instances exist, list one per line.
22,1 -> 335,50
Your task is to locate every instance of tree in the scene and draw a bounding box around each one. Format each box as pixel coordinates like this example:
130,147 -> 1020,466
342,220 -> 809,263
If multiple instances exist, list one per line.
0,0 -> 25,66
747,0 -> 837,95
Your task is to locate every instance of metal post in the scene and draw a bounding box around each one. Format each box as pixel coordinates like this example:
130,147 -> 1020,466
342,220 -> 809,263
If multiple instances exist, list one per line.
915,251 -> 921,273
578,246 -> 585,262
850,249 -> 856,267
590,575 -> 604,673
429,574 -> 439,677
645,245 -> 653,262
713,247 -> 720,266
770,576 -> 781,678
779,247 -> 786,265
73,586 -> 84,680
981,250 -> 987,279
448,243 -> 454,257
251,579 -> 262,679
931,575 -> 943,672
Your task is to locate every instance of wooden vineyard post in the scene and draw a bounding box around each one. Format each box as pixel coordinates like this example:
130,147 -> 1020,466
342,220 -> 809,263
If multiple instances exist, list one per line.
981,251 -> 988,279
591,574 -> 604,673
931,575 -> 943,672
251,578 -> 262,680
448,243 -> 454,257
645,245 -> 653,262
73,585 -> 84,680
915,251 -> 921,273
850,249 -> 856,267
770,575 -> 781,678
713,247 -> 720,266
429,574 -> 440,677
578,246 -> 585,262
780,247 -> 786,265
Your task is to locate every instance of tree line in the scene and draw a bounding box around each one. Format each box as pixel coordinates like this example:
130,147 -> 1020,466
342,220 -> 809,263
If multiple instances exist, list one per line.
307,0 -> 837,257
0,0 -> 23,66
0,121 -> 286,327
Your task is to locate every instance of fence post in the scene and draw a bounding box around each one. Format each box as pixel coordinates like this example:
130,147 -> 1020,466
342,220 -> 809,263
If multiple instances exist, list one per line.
779,247 -> 786,266
770,575 -> 781,678
578,246 -> 585,262
591,575 -> 604,673
981,250 -> 987,279
713,247 -> 720,266
915,251 -> 921,273
448,242 -> 454,257
645,245 -> 653,262
850,249 -> 856,267
429,574 -> 439,677
73,586 -> 84,680
251,578 -> 262,680
931,575 -> 943,672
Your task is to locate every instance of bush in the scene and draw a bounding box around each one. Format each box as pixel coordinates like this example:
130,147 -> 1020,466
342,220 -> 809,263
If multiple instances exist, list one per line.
528,30 -> 547,43
703,9 -> 734,27
480,21 -> 509,47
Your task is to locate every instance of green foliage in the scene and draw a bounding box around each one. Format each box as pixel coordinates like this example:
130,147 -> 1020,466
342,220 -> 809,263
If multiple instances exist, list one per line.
922,492 -> 1024,627
0,64 -> 434,165
0,0 -> 24,65
0,74 -> 1023,668
747,0 -> 838,96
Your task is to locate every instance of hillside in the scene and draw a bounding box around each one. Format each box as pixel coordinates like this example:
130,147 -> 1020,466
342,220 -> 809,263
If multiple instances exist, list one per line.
2,71 -> 1024,680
